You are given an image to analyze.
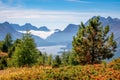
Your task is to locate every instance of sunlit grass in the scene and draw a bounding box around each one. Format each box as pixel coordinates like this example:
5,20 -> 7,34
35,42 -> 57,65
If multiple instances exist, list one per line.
0,61 -> 120,80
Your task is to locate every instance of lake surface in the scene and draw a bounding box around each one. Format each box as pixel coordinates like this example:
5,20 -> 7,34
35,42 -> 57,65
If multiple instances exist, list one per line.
37,45 -> 67,55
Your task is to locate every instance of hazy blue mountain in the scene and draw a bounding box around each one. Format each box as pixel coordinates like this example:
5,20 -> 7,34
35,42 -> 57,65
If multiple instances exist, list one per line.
0,22 -> 54,46
38,26 -> 50,31
11,23 -> 51,32
54,29 -> 61,32
0,22 -> 22,40
85,16 -> 120,39
11,23 -> 22,30
46,24 -> 78,44
31,34 -> 55,46
11,23 -> 37,31
11,23 -> 38,31
21,23 -> 38,31
63,24 -> 78,33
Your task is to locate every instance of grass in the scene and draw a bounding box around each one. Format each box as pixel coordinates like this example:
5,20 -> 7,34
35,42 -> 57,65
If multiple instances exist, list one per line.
0,62 -> 120,80
0,52 -> 8,57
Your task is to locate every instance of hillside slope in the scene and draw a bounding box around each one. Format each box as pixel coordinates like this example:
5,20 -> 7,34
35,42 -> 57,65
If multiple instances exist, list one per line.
0,62 -> 120,80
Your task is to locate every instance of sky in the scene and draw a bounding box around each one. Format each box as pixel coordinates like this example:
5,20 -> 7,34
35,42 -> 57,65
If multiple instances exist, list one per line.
0,0 -> 120,30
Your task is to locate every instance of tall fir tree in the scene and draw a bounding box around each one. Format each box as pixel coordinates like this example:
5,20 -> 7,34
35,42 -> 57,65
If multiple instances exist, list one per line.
2,33 -> 12,52
47,54 -> 53,65
10,31 -> 39,67
72,16 -> 117,64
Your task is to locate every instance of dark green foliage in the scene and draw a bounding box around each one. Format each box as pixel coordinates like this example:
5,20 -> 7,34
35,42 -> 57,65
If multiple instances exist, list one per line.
52,55 -> 61,67
61,51 -> 79,66
52,62 -> 59,68
0,57 -> 7,70
2,33 -> 12,52
67,51 -> 79,65
72,16 -> 117,64
37,52 -> 49,65
8,39 -> 21,58
10,31 -> 39,67
61,51 -> 69,66
0,41 -> 4,51
47,54 -> 53,65
55,55 -> 61,65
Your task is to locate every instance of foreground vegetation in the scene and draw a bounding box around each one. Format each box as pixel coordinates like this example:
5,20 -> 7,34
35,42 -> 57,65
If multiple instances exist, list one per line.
0,58 -> 120,80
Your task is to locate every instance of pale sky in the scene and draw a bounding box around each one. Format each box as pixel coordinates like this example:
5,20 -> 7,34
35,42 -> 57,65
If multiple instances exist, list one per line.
0,0 -> 120,30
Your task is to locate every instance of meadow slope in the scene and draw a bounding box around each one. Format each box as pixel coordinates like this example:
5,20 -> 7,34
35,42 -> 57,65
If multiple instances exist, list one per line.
0,62 -> 120,80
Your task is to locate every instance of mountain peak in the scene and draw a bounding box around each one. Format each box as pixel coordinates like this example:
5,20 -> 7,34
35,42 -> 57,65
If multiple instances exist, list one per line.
54,29 -> 61,32
22,23 -> 38,30
107,16 -> 112,20
3,22 -> 10,25
68,24 -> 77,26
24,23 -> 32,26
63,24 -> 78,32
38,26 -> 50,31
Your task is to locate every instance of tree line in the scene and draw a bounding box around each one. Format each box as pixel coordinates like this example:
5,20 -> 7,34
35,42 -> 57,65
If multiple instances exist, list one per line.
0,16 -> 117,69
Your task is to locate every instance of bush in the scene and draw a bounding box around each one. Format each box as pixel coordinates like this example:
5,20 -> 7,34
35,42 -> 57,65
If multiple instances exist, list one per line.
109,57 -> 120,70
52,62 -> 59,68
0,57 -> 7,70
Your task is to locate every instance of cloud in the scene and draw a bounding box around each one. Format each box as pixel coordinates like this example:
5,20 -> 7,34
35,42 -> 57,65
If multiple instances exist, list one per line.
0,3 -> 119,30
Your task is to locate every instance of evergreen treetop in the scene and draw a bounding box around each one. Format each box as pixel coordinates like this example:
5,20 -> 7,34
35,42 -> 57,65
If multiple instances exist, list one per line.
72,16 -> 117,64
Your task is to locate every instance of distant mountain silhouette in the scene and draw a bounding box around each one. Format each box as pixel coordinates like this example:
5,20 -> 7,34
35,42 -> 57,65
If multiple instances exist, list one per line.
54,29 -> 61,32
46,24 -> 78,44
0,22 -> 22,40
21,23 -> 38,31
63,24 -> 78,32
0,22 -> 54,46
11,23 -> 22,30
38,26 -> 50,31
11,23 -> 50,31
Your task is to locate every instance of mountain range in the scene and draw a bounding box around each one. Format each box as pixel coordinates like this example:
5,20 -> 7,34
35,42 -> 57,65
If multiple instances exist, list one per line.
11,23 -> 50,31
0,22 -> 53,46
0,16 -> 120,58
0,22 -> 22,40
46,24 -> 78,44
47,16 -> 120,46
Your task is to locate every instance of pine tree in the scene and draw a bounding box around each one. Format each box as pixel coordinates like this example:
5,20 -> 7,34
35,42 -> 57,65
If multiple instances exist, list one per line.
55,55 -> 61,65
10,31 -> 39,67
8,39 -> 21,58
61,51 -> 68,66
72,16 -> 117,64
2,33 -> 12,52
47,54 -> 53,65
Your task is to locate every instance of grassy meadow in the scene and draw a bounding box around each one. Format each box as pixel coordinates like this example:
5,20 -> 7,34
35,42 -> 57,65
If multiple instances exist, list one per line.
0,59 -> 120,80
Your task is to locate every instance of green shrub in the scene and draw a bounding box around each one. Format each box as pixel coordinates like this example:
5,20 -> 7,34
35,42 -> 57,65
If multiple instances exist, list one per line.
0,57 -> 7,70
109,57 -> 120,70
52,62 -> 59,68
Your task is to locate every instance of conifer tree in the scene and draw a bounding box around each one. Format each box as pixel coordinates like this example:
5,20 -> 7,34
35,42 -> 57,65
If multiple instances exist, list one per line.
47,54 -> 53,65
72,17 -> 117,64
61,51 -> 68,66
2,33 -> 12,52
10,31 -> 39,67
